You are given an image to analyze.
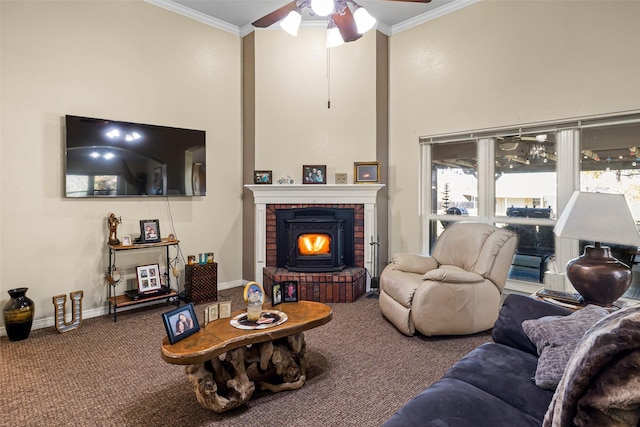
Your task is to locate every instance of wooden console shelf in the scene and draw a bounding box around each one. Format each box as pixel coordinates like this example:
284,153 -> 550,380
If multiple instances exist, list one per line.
107,238 -> 180,321
109,291 -> 178,309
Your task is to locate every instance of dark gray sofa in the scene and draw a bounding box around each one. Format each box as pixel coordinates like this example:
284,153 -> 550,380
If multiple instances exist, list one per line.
383,294 -> 572,427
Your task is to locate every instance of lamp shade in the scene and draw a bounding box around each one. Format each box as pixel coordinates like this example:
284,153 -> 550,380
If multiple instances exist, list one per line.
354,6 -> 376,34
280,10 -> 302,36
326,24 -> 344,48
553,191 -> 640,247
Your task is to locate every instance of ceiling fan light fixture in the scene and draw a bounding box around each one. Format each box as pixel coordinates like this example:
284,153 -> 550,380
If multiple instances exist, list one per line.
280,10 -> 302,36
326,20 -> 344,47
353,6 -> 376,34
311,0 -> 335,17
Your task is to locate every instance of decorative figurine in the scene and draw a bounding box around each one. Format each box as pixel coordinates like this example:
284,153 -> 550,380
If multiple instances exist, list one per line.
107,213 -> 122,245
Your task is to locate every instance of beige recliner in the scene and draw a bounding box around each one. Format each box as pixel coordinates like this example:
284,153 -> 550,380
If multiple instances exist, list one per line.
379,222 -> 518,336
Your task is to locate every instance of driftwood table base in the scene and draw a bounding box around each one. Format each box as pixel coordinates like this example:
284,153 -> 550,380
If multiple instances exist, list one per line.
162,301 -> 332,413
186,333 -> 307,413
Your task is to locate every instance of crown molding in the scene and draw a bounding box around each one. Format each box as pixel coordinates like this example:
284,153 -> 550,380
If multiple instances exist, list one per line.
390,0 -> 480,35
147,0 -> 480,39
145,0 -> 240,36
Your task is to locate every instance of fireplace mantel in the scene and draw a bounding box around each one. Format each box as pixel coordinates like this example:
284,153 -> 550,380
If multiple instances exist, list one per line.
245,184 -> 384,287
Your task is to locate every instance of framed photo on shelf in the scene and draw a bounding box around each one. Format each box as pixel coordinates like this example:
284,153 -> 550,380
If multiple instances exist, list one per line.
271,282 -> 283,306
163,303 -> 200,344
140,219 -> 161,243
136,263 -> 162,294
354,161 -> 380,183
303,165 -> 326,184
283,281 -> 299,303
121,235 -> 132,246
254,170 -> 273,184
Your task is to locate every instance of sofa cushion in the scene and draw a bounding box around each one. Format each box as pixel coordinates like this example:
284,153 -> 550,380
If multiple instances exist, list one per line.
443,342 -> 556,421
492,294 -> 572,356
522,304 -> 609,390
382,377 -> 543,427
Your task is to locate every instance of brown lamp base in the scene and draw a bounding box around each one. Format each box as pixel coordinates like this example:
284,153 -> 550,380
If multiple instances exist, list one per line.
566,243 -> 632,306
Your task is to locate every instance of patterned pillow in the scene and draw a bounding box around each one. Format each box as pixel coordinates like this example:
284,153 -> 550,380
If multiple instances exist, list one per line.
522,304 -> 609,390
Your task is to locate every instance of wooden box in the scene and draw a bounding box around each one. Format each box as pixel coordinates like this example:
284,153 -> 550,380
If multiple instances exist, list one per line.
185,262 -> 218,304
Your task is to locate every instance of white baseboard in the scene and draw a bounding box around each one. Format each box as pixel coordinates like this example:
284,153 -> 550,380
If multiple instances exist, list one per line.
0,280 -> 245,337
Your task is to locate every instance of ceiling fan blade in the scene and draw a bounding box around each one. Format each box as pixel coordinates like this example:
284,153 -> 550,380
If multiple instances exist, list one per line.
252,1 -> 297,28
333,8 -> 362,42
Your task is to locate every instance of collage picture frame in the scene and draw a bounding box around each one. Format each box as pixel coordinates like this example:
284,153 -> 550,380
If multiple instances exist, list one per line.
136,263 -> 162,294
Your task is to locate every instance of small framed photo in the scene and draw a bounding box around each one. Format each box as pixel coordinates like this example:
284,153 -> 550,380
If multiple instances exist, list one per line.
271,282 -> 283,306
163,303 -> 200,344
205,303 -> 219,325
254,170 -> 272,184
187,255 -> 196,265
303,165 -> 326,184
136,263 -> 162,294
354,162 -> 380,183
335,173 -> 347,184
283,281 -> 299,303
140,219 -> 161,243
121,235 -> 132,246
218,301 -> 232,319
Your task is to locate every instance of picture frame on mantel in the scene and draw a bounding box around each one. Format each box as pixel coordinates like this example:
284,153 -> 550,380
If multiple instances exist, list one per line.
354,162 -> 380,184
303,165 -> 326,184
254,170 -> 272,184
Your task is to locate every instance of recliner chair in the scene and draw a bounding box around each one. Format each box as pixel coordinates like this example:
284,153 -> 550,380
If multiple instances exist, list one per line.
379,222 -> 518,336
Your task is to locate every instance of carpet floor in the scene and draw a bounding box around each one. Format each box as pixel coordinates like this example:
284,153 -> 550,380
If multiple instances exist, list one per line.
1,287 -> 492,426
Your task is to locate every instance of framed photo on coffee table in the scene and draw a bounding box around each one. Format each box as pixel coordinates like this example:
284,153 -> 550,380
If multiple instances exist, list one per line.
163,303 -> 200,344
283,281 -> 299,303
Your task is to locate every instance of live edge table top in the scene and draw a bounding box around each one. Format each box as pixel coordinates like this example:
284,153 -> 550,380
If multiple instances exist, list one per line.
161,301 -> 332,365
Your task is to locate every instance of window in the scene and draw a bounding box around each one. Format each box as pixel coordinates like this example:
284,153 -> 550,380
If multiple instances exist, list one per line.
419,111 -> 640,298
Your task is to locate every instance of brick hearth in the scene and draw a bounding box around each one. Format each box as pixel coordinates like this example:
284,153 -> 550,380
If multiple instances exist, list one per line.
263,267 -> 367,303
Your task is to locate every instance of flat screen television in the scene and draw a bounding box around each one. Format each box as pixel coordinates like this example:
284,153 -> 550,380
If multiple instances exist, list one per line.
65,115 -> 206,197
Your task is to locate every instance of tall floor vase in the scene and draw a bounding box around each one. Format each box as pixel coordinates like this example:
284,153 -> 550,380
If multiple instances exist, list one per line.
3,287 -> 35,341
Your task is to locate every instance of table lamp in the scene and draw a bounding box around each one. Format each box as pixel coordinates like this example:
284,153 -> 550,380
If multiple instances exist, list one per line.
553,191 -> 640,306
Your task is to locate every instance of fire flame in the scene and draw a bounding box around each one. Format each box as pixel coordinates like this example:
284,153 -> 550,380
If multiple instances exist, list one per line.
298,233 -> 331,255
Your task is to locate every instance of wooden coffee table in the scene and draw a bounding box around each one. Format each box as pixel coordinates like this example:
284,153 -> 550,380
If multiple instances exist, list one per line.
161,300 -> 332,413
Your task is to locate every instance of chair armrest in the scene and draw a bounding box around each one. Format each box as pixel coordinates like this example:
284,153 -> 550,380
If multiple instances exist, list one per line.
390,253 -> 438,275
492,294 -> 572,355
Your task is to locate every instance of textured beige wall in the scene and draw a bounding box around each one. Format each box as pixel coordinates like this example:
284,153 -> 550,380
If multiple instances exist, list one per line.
388,0 -> 640,256
0,1 -> 242,326
253,29 -> 378,183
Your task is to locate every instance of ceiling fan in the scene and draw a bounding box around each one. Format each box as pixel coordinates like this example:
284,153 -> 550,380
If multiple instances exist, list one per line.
252,0 -> 432,45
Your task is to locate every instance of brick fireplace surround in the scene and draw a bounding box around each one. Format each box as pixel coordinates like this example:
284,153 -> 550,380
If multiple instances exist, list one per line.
245,184 -> 384,303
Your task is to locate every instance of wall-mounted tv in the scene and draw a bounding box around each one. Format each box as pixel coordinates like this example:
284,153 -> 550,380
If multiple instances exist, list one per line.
65,115 -> 206,197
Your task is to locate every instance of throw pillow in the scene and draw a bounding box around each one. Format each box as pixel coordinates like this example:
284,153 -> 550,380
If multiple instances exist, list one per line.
522,304 -> 609,390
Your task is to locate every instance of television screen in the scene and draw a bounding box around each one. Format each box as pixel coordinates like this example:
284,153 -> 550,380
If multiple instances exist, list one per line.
65,115 -> 206,197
